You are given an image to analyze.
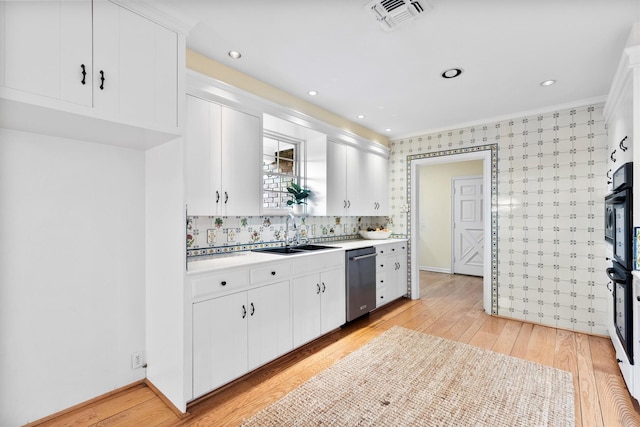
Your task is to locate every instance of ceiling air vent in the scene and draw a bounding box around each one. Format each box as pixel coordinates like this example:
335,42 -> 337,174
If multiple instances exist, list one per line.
365,0 -> 431,31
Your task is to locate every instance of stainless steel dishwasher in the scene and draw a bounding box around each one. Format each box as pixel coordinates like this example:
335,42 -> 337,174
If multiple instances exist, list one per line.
346,246 -> 377,322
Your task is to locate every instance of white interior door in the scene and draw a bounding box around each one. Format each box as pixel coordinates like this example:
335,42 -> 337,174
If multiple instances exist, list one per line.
452,176 -> 484,276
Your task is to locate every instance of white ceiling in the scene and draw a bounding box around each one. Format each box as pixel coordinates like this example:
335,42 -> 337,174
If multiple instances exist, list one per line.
157,0 -> 639,139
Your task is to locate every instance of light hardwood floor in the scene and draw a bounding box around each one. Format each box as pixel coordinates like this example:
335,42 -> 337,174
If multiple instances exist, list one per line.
32,271 -> 640,426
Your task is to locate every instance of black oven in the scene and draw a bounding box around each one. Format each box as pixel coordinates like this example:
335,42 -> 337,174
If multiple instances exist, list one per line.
605,162 -> 633,270
607,261 -> 634,364
605,161 -> 634,366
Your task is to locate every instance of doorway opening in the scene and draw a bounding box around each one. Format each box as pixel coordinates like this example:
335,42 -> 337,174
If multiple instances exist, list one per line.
407,145 -> 498,315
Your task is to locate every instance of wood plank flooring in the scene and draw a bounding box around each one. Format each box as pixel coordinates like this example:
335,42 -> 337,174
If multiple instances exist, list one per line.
32,271 -> 640,426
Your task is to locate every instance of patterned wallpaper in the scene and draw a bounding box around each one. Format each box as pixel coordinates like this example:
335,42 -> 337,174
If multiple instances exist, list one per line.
388,104 -> 609,335
187,215 -> 390,257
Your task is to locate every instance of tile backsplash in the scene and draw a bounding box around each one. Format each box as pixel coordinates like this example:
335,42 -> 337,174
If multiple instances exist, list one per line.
187,215 -> 391,257
388,104 -> 609,335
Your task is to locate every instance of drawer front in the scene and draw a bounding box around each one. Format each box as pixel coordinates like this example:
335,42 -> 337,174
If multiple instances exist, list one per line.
376,241 -> 407,256
376,255 -> 394,273
250,262 -> 292,285
376,284 -> 388,308
191,269 -> 249,301
292,251 -> 344,276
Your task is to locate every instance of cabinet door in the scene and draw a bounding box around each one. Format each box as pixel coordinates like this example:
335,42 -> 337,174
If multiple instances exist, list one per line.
292,274 -> 321,347
192,292 -> 248,398
320,268 -> 346,334
3,0 -> 92,106
326,142 -> 348,216
220,107 -> 261,216
368,152 -> 389,215
394,246 -> 408,299
345,145 -> 363,214
185,96 -> 223,215
93,0 -> 178,127
247,281 -> 292,370
92,0 -> 119,114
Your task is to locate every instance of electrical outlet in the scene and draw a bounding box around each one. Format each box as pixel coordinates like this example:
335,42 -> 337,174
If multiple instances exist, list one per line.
131,351 -> 145,370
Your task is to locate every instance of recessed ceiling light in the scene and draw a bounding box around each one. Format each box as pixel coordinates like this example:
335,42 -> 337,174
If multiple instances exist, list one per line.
228,50 -> 242,59
540,79 -> 556,86
385,128 -> 392,132
357,114 -> 366,119
441,68 -> 463,79
308,90 -> 318,96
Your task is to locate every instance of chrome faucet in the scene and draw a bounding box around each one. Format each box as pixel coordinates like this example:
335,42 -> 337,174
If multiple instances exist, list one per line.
285,213 -> 296,247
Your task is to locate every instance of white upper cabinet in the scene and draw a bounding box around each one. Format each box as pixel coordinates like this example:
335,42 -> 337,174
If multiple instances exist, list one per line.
0,0 -> 182,146
185,95 -> 261,216
322,141 -> 388,216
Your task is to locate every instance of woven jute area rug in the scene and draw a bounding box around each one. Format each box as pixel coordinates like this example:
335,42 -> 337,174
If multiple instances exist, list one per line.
241,326 -> 575,426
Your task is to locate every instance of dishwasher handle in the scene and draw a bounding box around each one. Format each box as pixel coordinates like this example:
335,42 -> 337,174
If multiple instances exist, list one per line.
349,253 -> 377,261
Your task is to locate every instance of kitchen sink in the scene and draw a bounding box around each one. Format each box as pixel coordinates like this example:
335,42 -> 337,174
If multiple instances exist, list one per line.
252,244 -> 339,255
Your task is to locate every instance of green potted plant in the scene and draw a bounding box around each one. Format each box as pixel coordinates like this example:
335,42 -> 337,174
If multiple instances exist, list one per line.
286,181 -> 311,214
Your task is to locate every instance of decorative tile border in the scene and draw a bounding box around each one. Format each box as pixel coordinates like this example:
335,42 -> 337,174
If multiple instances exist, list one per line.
405,144 -> 499,314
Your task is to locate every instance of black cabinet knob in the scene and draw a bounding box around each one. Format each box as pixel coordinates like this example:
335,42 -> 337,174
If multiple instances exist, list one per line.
221,281 -> 227,286
271,271 -> 276,275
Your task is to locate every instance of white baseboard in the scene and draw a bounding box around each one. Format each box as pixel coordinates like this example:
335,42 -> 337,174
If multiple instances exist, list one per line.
419,266 -> 452,274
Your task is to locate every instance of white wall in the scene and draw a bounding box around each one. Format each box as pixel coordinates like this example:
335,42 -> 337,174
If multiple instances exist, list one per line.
145,139 -> 187,410
0,129 -> 146,425
418,160 -> 483,272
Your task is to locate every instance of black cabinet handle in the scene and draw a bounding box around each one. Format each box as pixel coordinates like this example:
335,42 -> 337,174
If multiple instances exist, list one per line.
80,64 -> 86,85
347,200 -> 351,208
220,281 -> 227,286
216,191 -> 220,203
99,70 -> 105,90
242,305 -> 246,319
316,284 -> 320,294
620,136 -> 628,151
343,200 -> 347,208
611,149 -> 616,162
250,302 -> 255,316
225,191 -> 229,204
322,283 -> 326,293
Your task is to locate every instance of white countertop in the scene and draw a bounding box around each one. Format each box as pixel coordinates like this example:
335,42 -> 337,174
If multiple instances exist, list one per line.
186,238 -> 407,274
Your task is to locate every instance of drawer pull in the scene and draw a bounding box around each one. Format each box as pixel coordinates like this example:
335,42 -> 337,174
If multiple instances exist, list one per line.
250,302 -> 255,316
271,271 -> 276,276
242,305 -> 246,319
322,283 -> 326,293
80,64 -> 87,85
99,70 -> 105,90
316,283 -> 321,294
221,281 -> 227,286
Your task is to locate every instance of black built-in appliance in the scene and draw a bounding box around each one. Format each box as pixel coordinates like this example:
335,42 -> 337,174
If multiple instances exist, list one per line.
345,247 -> 377,322
605,161 -> 633,364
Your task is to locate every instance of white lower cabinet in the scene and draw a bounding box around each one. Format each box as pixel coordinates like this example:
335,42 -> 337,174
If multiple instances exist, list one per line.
292,268 -> 345,347
192,279 -> 292,398
375,241 -> 407,307
190,250 -> 349,400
